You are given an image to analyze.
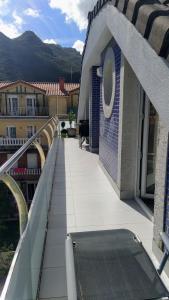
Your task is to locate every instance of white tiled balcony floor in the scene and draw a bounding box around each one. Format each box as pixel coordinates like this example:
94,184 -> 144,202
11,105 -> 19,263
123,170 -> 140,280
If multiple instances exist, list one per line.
39,138 -> 153,300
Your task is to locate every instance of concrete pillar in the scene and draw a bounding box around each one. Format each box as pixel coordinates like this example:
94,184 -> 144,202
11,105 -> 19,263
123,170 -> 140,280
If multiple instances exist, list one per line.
118,58 -> 140,199
153,120 -> 168,247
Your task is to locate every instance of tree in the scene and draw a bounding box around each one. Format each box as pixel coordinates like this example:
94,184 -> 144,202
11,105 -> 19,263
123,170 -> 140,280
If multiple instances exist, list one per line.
0,183 -> 19,250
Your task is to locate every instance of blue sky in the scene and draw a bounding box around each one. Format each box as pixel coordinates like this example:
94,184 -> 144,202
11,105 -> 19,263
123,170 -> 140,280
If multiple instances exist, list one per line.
0,0 -> 97,53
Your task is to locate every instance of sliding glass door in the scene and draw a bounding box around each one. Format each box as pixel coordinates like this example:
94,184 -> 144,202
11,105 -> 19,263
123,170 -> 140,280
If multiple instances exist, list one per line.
141,96 -> 158,199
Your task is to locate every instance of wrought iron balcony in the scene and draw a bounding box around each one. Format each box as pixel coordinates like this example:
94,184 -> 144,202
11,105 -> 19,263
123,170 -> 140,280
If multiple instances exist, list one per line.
0,106 -> 49,117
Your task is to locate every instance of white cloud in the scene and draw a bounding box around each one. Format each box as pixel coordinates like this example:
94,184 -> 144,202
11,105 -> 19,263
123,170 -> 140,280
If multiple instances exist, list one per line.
0,0 -> 10,16
44,38 -> 58,44
12,10 -> 23,26
24,8 -> 40,18
0,3 -> 23,38
49,0 -> 97,30
73,40 -> 84,54
0,0 -> 9,7
0,18 -> 21,38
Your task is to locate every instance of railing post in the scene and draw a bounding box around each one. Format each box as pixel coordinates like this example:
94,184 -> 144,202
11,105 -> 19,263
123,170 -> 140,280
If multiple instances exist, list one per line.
33,140 -> 46,169
0,173 -> 28,236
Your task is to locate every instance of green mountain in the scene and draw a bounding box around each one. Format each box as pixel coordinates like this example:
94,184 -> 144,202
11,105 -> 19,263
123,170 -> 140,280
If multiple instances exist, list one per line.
0,31 -> 82,83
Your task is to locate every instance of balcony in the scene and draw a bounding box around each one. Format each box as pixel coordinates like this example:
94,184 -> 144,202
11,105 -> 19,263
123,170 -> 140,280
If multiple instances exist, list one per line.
0,107 -> 49,117
8,168 -> 41,176
0,137 -> 41,146
0,135 -> 156,300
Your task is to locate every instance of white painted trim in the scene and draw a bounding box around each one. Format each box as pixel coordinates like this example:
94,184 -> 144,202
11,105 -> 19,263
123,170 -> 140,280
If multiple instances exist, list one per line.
102,47 -> 116,118
141,96 -> 150,197
135,86 -> 143,198
78,3 -> 169,128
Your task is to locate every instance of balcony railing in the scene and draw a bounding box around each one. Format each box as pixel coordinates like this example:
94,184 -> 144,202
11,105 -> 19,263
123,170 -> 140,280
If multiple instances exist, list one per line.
0,137 -> 41,146
8,168 -> 41,176
0,135 -> 57,300
0,116 -> 58,300
0,107 -> 49,117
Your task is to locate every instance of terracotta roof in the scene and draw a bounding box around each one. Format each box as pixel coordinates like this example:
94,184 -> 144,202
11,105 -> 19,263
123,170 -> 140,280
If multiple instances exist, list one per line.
0,80 -> 46,93
0,81 -> 80,96
32,82 -> 80,96
83,0 -> 169,62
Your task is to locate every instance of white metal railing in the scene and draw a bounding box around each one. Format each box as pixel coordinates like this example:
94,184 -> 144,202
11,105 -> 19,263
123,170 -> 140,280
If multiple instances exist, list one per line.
0,137 -> 41,146
8,168 -> 41,176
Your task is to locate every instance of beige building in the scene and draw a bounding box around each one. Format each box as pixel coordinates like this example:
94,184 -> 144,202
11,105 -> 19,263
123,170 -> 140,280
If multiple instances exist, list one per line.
0,79 -> 79,202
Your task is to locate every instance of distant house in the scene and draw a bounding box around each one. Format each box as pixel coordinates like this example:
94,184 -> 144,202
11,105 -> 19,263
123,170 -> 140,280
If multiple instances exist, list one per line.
0,79 -> 79,202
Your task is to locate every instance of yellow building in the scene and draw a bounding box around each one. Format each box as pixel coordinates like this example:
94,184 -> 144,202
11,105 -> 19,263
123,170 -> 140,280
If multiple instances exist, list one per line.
0,79 -> 79,202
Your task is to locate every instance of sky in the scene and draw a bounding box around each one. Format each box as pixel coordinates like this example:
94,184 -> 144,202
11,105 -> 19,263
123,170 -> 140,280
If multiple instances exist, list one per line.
0,0 -> 98,54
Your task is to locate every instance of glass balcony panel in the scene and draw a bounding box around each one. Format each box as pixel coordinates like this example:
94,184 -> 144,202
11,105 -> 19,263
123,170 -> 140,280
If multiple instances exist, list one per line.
1,139 -> 57,300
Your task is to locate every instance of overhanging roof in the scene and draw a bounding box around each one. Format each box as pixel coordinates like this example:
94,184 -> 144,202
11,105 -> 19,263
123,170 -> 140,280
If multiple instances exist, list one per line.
78,0 -> 169,127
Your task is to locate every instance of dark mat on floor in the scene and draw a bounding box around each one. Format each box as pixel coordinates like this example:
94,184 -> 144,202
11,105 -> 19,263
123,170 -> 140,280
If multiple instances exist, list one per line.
69,229 -> 169,300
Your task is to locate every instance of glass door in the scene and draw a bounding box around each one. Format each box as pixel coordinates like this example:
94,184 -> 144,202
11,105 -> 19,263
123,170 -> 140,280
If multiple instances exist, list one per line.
27,98 -> 36,116
27,126 -> 36,138
141,96 -> 158,199
7,97 -> 18,115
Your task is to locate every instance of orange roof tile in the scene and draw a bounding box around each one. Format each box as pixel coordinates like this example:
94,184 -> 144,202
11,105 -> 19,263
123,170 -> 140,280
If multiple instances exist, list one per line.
0,81 -> 80,96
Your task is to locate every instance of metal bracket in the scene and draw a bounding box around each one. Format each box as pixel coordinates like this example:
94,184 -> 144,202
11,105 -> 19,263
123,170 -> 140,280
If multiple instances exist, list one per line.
0,173 -> 28,236
43,129 -> 52,149
33,140 -> 46,169
48,123 -> 54,139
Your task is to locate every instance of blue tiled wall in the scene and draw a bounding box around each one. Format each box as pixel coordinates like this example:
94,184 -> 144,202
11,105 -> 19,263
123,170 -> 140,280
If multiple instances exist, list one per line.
164,141 -> 169,235
99,44 -> 121,183
89,67 -> 100,151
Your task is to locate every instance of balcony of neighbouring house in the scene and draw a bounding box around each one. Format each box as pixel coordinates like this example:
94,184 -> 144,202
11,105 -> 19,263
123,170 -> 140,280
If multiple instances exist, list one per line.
0,106 -> 49,117
0,137 -> 41,146
8,168 -> 41,176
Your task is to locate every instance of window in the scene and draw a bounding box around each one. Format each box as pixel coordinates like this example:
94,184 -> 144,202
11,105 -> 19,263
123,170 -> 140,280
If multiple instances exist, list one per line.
27,153 -> 38,169
27,126 -> 36,138
7,96 -> 18,115
6,126 -> 16,138
26,97 -> 36,116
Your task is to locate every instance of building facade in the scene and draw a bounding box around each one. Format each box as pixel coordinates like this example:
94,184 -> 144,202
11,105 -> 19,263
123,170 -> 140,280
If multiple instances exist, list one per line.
0,79 -> 79,203
78,0 -> 169,273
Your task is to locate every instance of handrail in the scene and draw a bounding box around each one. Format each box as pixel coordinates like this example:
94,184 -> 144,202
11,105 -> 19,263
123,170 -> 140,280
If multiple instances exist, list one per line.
0,116 -> 58,177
